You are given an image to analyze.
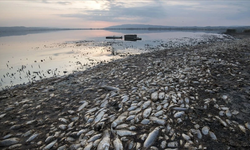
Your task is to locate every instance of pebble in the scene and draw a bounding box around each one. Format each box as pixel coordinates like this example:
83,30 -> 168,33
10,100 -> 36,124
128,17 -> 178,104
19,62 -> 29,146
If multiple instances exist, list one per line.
202,126 -> 210,135
209,131 -> 217,140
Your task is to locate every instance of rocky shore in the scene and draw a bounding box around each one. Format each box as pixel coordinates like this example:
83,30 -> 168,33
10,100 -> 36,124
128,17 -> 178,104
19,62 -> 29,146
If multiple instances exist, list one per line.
0,35 -> 250,150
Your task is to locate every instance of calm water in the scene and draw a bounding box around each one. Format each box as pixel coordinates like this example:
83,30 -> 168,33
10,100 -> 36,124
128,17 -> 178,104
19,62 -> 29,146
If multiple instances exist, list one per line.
0,30 -> 228,89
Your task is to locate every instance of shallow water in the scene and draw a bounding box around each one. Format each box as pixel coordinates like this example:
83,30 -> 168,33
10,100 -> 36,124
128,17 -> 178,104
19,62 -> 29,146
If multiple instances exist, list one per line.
0,30 -> 230,89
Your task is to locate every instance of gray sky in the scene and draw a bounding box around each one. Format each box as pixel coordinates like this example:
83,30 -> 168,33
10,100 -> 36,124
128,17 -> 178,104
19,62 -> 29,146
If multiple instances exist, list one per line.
0,0 -> 250,28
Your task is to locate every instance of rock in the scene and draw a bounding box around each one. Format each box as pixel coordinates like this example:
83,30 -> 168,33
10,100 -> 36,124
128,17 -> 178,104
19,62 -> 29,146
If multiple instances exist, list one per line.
209,131 -> 217,140
202,126 -> 210,135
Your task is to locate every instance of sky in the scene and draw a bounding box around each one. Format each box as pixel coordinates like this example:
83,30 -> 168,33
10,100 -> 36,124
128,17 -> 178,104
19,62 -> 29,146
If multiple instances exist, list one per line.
0,0 -> 250,28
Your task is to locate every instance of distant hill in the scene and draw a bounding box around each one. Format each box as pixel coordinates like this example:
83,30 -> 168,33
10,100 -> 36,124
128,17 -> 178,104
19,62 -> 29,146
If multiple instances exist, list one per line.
106,24 -> 170,28
0,27 -> 63,37
0,27 -> 88,37
105,24 -> 250,33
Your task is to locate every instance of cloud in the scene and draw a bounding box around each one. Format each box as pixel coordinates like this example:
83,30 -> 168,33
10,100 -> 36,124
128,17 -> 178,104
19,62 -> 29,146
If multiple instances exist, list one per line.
1,0 -> 249,27
41,0 -> 71,5
60,0 -> 167,24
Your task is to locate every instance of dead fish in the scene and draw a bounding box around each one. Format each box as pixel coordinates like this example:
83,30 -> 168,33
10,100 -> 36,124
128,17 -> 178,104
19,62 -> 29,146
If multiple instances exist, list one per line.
84,142 -> 93,150
58,118 -> 68,123
163,103 -> 169,109
116,130 -> 136,136
182,133 -> 190,141
0,138 -> 19,147
128,105 -> 137,111
172,107 -> 188,111
126,115 -> 135,121
77,129 -> 88,136
97,130 -> 110,150
215,116 -> 227,127
141,119 -> 151,125
209,131 -> 217,140
100,86 -> 119,91
154,110 -> 164,117
45,136 -> 54,143
113,136 -> 123,150
238,124 -> 246,133
174,111 -> 185,118
78,102 -> 89,111
86,107 -> 99,113
143,107 -> 152,118
116,124 -> 129,129
100,100 -> 108,108
129,108 -> 142,115
122,95 -> 129,103
149,116 -> 166,125
88,133 -> 102,142
26,133 -> 39,143
143,127 -> 160,148
142,100 -> 151,109
85,130 -> 95,136
93,139 -> 101,147
112,112 -> 128,128
94,110 -> 106,123
43,140 -> 57,150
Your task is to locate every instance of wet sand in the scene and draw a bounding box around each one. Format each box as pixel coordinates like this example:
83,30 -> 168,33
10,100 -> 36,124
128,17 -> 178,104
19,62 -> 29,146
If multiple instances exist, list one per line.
0,33 -> 250,149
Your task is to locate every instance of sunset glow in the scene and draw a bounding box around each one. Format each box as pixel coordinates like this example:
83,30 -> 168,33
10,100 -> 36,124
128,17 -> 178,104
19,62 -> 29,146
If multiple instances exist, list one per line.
0,0 -> 249,28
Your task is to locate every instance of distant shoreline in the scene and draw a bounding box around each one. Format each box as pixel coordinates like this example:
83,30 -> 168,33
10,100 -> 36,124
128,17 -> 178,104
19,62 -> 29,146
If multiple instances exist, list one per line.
1,26 -> 250,31
1,26 -> 249,37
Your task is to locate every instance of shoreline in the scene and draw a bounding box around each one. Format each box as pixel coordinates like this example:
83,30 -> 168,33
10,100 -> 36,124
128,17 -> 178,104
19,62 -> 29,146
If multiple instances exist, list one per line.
0,34 -> 250,149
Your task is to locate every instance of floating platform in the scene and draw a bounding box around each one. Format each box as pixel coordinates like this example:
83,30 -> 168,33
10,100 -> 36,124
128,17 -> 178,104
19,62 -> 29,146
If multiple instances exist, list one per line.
106,36 -> 123,39
124,34 -> 142,41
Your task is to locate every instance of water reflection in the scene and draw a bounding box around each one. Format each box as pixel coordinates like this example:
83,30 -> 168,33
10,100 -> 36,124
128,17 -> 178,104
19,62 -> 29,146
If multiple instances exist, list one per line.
0,30 -> 230,90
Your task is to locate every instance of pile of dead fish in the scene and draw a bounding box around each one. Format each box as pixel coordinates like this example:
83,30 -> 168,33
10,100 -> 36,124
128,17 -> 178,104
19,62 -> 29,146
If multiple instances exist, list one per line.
0,38 -> 250,150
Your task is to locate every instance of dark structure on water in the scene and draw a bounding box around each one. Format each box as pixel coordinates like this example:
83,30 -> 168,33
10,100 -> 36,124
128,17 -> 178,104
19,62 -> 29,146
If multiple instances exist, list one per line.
124,34 -> 142,41
106,36 -> 123,39
106,34 -> 142,41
